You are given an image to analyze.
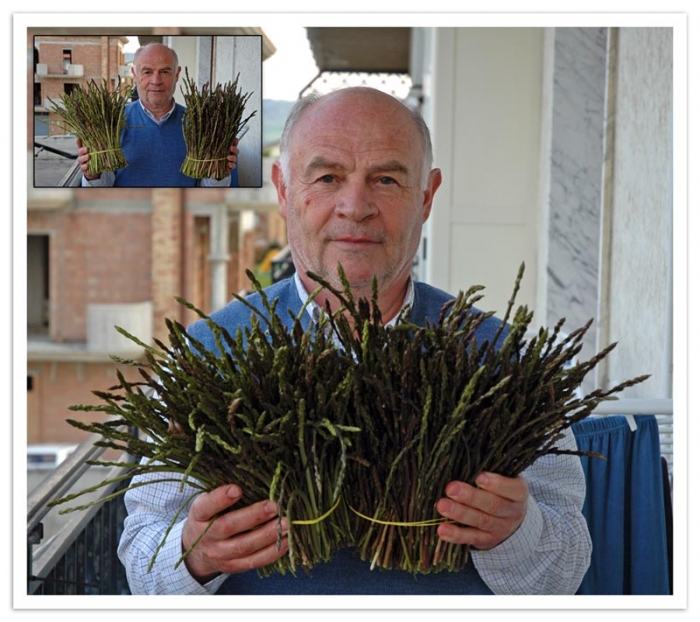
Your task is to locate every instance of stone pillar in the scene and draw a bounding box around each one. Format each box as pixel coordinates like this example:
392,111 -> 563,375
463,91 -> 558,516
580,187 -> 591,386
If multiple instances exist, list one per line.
544,27 -> 608,393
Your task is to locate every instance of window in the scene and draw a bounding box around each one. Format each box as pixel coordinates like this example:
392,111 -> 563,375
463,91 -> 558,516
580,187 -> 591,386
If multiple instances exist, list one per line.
62,49 -> 72,74
27,234 -> 49,333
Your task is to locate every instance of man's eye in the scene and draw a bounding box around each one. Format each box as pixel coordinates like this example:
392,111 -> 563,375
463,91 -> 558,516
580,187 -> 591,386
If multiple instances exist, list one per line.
319,174 -> 335,183
378,176 -> 397,185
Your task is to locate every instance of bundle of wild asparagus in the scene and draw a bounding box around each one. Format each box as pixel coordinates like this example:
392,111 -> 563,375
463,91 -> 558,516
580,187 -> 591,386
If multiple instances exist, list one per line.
180,69 -> 256,180
50,274 -> 359,576
46,79 -> 129,175
50,264 -> 648,578
312,264 -> 649,574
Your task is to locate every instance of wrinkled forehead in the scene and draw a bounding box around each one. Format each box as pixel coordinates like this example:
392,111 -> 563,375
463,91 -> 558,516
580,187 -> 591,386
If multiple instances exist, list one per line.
290,95 -> 423,169
136,47 -> 177,71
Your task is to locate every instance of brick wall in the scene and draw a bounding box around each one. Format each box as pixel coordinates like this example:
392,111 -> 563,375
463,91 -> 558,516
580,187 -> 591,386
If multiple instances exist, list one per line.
26,186 -> 276,445
36,37 -> 105,77
28,208 -> 152,342
26,360 -> 145,445
34,36 -> 128,136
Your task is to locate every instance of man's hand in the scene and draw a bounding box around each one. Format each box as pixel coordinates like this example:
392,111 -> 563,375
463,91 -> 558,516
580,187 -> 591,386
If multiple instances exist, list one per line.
76,137 -> 100,181
226,139 -> 239,172
181,484 -> 288,583
435,472 -> 528,550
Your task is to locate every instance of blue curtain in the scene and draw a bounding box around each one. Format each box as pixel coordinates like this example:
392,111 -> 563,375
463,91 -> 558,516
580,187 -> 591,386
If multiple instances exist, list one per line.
572,415 -> 671,594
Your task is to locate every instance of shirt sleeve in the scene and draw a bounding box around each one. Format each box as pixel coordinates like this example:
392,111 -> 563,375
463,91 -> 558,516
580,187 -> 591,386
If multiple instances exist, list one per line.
198,174 -> 231,188
117,468 -> 229,595
470,427 -> 592,594
81,172 -> 115,187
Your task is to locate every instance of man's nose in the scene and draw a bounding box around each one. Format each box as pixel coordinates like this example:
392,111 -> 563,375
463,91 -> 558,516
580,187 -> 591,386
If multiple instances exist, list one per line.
334,179 -> 379,221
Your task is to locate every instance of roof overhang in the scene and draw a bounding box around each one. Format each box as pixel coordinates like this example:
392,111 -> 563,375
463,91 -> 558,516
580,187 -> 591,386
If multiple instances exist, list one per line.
133,28 -> 276,61
29,28 -> 276,61
305,27 -> 411,73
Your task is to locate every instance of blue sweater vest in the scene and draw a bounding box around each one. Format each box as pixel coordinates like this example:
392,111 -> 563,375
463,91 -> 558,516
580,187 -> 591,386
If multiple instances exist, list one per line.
115,102 -> 196,187
187,277 -> 505,355
187,277 -> 504,595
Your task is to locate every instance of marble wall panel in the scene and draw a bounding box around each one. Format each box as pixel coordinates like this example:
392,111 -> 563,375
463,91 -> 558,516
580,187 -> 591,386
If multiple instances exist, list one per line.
546,27 -> 608,393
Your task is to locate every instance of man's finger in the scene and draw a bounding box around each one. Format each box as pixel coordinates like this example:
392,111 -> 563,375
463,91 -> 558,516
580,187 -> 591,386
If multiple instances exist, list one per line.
218,514 -> 288,561
189,484 -> 242,523
217,534 -> 290,576
474,472 -> 529,503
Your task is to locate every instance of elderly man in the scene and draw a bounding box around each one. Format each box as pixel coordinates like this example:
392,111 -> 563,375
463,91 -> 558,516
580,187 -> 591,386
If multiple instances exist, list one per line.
118,87 -> 591,595
78,42 -> 238,187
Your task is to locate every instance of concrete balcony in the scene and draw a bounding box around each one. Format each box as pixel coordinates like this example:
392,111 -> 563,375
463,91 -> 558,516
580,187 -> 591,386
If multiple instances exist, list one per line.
35,63 -> 84,78
87,301 -> 152,358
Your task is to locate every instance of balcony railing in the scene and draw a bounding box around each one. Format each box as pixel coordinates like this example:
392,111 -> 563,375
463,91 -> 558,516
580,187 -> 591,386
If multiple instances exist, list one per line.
26,398 -> 673,595
27,424 -> 135,595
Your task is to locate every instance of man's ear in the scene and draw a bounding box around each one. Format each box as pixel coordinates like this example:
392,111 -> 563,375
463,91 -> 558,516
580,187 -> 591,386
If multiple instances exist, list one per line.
271,161 -> 288,217
421,168 -> 443,222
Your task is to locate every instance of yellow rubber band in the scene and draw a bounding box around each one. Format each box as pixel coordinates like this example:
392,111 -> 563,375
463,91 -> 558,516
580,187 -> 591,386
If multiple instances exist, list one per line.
291,496 -> 342,526
348,504 -> 451,528
89,148 -> 121,155
184,156 -> 228,163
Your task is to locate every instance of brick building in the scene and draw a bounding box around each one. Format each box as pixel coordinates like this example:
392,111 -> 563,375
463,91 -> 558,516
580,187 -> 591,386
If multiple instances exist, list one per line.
27,184 -> 286,445
34,35 -> 132,137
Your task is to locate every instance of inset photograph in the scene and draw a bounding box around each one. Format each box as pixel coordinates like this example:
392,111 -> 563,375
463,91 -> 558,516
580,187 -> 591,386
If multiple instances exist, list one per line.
33,34 -> 262,188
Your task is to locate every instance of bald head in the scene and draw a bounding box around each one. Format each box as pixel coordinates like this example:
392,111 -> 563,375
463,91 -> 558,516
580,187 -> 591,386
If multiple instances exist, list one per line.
133,42 -> 179,68
278,87 -> 434,188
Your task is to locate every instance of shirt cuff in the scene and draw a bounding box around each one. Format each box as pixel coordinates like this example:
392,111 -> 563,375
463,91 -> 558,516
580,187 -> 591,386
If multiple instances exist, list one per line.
156,521 -> 229,594
199,174 -> 231,187
81,172 -> 115,187
471,494 -> 543,571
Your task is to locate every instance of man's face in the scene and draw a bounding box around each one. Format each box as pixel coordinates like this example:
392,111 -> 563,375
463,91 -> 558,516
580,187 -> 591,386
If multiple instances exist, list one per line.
273,88 -> 441,298
132,45 -> 181,115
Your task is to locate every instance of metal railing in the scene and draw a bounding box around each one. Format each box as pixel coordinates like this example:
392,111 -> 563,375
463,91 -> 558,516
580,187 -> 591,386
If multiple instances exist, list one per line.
58,160 -> 83,187
33,140 -> 83,187
27,426 -> 134,595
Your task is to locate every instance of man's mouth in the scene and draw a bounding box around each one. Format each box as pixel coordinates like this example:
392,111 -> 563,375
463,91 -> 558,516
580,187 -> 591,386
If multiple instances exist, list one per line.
331,237 -> 382,251
334,236 -> 381,244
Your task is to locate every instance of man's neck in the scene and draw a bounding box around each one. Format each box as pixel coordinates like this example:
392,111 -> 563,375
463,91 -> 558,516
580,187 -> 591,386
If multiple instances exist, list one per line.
139,98 -> 175,122
294,272 -> 413,326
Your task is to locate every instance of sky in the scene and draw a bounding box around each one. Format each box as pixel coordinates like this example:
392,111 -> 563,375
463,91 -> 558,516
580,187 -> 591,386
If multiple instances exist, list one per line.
260,26 -> 319,100
124,27 -> 319,102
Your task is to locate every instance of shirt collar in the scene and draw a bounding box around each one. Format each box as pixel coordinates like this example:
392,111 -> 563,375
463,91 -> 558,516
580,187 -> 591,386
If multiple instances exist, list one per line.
293,271 -> 414,328
138,98 -> 176,125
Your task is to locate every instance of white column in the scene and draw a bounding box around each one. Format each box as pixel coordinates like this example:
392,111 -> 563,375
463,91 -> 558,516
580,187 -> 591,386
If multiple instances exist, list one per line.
209,208 -> 230,313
